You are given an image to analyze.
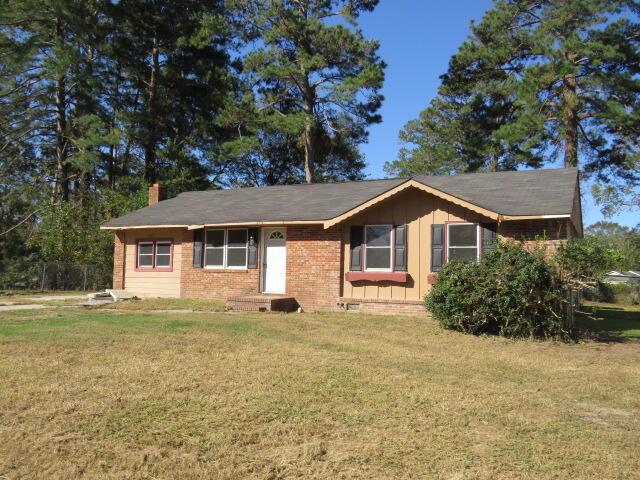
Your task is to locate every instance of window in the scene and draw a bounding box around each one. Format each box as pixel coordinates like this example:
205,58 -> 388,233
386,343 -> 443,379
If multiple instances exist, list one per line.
205,230 -> 225,268
155,241 -> 172,267
364,225 -> 393,271
136,240 -> 172,270
137,242 -> 154,268
227,229 -> 248,268
204,228 -> 248,269
447,223 -> 479,263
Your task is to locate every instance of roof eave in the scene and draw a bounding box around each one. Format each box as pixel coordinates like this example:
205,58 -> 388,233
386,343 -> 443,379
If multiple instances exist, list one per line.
100,220 -> 326,231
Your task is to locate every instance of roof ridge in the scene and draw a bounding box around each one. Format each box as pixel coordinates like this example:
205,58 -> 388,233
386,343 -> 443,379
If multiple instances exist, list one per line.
178,177 -> 405,196
177,167 -> 577,197
414,166 -> 577,180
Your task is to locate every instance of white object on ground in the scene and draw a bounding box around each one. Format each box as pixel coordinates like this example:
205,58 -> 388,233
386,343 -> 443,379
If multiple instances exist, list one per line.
106,289 -> 136,300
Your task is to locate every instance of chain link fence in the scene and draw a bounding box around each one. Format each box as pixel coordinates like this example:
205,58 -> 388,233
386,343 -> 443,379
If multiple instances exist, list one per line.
0,263 -> 112,292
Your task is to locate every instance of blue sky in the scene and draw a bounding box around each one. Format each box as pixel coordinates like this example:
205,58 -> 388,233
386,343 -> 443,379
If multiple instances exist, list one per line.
355,0 -> 638,228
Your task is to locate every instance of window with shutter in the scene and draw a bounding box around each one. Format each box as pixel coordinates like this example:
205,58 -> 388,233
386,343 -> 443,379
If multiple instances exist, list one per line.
364,225 -> 393,271
447,223 -> 479,262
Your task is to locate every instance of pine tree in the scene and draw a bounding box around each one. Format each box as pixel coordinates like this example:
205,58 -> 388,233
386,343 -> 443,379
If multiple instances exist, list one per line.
390,0 -> 639,212
227,0 -> 385,183
0,0 -> 112,202
106,0 -> 233,186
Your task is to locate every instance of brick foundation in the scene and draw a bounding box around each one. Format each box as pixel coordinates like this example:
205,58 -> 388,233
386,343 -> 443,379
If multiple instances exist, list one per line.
338,297 -> 428,316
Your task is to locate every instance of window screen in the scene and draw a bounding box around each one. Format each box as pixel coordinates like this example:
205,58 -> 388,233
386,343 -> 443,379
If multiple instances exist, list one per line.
155,242 -> 171,267
365,225 -> 392,270
205,230 -> 225,267
138,242 -> 154,267
226,229 -> 248,267
447,224 -> 479,263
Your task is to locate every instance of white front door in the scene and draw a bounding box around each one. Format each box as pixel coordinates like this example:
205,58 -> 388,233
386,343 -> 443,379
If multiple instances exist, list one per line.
262,228 -> 287,294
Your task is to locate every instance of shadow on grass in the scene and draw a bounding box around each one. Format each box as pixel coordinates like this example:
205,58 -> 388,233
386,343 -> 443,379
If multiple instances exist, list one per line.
576,304 -> 640,342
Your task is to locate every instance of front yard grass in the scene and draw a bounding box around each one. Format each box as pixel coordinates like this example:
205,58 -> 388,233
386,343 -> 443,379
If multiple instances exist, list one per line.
576,302 -> 640,339
0,307 -> 638,479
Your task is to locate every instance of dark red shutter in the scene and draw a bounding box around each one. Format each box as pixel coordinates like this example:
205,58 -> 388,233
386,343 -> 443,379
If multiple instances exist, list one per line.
350,226 -> 364,271
431,224 -> 444,272
394,224 -> 407,271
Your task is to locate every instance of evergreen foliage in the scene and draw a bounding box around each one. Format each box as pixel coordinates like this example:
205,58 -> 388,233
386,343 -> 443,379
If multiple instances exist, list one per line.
389,0 -> 639,216
0,0 -> 383,284
424,242 -> 569,339
224,0 -> 385,184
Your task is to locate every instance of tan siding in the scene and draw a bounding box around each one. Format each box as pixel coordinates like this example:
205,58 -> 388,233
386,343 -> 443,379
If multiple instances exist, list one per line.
342,187 -> 492,302
124,228 -> 183,298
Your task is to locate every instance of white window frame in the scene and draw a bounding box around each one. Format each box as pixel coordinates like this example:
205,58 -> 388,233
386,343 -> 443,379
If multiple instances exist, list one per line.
226,228 -> 249,269
204,228 -> 249,270
204,229 -> 225,268
154,241 -> 172,268
446,223 -> 481,262
137,241 -> 155,269
364,224 -> 394,272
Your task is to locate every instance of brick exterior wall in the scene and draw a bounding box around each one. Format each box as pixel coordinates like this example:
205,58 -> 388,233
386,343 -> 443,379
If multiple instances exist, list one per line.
112,231 -> 126,289
177,226 -> 343,311
111,218 -> 577,312
286,225 -> 343,311
180,229 -> 261,299
338,298 -> 428,316
499,218 -> 573,256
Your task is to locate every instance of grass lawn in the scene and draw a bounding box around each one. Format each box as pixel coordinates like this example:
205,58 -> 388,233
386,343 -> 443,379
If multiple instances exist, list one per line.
576,302 -> 640,340
0,306 -> 638,479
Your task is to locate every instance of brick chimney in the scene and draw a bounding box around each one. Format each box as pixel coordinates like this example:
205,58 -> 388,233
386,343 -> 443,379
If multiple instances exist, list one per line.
148,183 -> 167,205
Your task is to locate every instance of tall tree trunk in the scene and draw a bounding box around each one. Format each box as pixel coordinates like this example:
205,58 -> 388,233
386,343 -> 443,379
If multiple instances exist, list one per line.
53,17 -> 69,202
562,72 -> 579,168
302,72 -> 316,184
489,152 -> 499,172
144,37 -> 160,182
108,143 -> 116,188
303,121 -> 316,183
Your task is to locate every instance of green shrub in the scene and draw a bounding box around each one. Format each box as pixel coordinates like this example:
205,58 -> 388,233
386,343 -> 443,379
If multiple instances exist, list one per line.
424,242 -> 568,339
555,236 -> 622,281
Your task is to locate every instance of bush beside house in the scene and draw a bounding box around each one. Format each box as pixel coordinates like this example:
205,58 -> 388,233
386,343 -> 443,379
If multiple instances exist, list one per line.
424,242 -> 570,339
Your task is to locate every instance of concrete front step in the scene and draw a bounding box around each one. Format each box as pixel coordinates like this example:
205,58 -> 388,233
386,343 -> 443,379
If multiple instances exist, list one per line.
226,295 -> 297,313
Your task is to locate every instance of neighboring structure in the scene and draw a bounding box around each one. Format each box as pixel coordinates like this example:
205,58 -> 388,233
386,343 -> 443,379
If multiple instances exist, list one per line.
102,168 -> 583,315
602,271 -> 640,285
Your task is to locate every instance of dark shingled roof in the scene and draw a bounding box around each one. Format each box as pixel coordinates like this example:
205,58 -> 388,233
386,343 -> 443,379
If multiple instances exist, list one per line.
103,168 -> 578,228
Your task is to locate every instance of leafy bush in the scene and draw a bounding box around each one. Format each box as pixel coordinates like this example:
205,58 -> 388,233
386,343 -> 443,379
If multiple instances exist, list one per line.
424,242 -> 568,339
555,236 -> 622,281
